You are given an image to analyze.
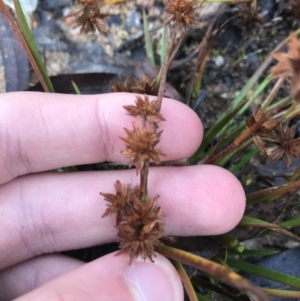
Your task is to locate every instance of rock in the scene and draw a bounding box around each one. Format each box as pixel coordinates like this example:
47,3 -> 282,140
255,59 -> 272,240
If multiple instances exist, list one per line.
245,249 -> 300,301
40,0 -> 71,10
215,55 -> 225,67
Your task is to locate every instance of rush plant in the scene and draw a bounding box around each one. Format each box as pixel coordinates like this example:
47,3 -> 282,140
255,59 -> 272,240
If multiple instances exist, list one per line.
3,0 -> 300,300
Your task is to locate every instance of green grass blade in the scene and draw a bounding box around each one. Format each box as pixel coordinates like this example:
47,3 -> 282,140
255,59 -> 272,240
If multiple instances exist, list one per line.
279,217 -> 300,229
143,8 -> 155,66
189,100 -> 248,164
258,217 -> 300,237
71,80 -> 81,95
192,277 -> 242,301
263,288 -> 300,298
13,0 -> 54,92
160,26 -> 168,65
157,245 -> 269,301
235,75 -> 272,115
213,234 -> 240,249
216,123 -> 245,151
247,181 -> 300,206
64,166 -> 78,172
195,293 -> 211,301
232,74 -> 272,109
226,258 -> 300,290
219,249 -> 279,257
172,260 -> 198,301
239,216 -> 300,242
215,139 -> 252,167
229,147 -> 257,173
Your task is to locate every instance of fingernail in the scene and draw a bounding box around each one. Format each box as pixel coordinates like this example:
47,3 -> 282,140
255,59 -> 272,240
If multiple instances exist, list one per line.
123,257 -> 181,301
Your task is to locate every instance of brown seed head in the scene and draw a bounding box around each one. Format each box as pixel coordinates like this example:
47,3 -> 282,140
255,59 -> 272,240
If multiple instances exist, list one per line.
116,195 -> 165,264
271,33 -> 300,101
67,0 -> 108,35
111,77 -> 134,93
101,180 -> 140,224
253,123 -> 300,167
164,0 -> 201,31
120,123 -> 165,174
234,4 -> 263,35
133,74 -> 159,96
123,95 -> 165,125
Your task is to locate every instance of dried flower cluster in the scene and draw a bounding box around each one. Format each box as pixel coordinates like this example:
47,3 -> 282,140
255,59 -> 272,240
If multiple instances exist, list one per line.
271,33 -> 300,101
164,0 -> 201,31
101,94 -> 166,263
120,123 -> 165,174
67,0 -> 108,34
99,0 -> 206,266
124,95 -> 166,124
235,4 -> 263,34
254,122 -> 300,167
101,180 -> 165,263
112,74 -> 159,96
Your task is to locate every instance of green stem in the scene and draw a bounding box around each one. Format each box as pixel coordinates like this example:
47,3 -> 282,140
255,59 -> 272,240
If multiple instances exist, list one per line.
0,0 -> 53,92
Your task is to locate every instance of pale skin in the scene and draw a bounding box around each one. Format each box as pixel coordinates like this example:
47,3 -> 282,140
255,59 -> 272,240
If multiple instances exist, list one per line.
0,92 -> 245,301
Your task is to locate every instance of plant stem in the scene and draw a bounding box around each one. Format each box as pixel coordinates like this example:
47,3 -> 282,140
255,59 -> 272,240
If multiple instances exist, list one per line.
206,102 -> 286,164
140,160 -> 149,203
156,25 -> 178,107
262,77 -> 285,111
156,245 -> 269,301
167,31 -> 185,71
171,259 -> 198,301
0,0 -> 52,92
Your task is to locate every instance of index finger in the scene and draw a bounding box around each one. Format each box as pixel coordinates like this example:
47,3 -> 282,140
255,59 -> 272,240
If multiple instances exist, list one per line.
0,92 -> 203,184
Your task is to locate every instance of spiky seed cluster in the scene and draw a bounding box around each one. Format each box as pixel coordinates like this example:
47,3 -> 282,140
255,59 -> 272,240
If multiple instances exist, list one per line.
234,4 -> 263,34
120,123 -> 165,174
101,180 -> 165,263
111,74 -> 159,96
117,196 -> 165,264
67,0 -> 108,34
101,180 -> 133,224
101,90 -> 166,263
164,0 -> 201,31
254,123 -> 300,167
112,77 -> 135,93
271,33 -> 300,101
124,95 -> 166,124
133,74 -> 159,96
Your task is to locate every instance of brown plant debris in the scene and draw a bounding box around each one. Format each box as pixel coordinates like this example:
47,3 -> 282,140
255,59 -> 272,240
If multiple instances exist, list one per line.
271,33 -> 300,101
116,194 -> 165,264
111,74 -> 159,95
123,95 -> 166,125
120,123 -> 165,174
253,123 -> 300,167
111,77 -> 134,93
67,0 -> 108,35
246,105 -> 278,137
164,0 -> 201,31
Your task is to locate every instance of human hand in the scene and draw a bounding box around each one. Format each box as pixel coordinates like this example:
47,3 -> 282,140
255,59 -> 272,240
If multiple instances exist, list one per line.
0,92 -> 245,301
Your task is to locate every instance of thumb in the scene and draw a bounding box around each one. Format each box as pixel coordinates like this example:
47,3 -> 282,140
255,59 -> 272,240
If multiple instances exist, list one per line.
15,252 -> 183,301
